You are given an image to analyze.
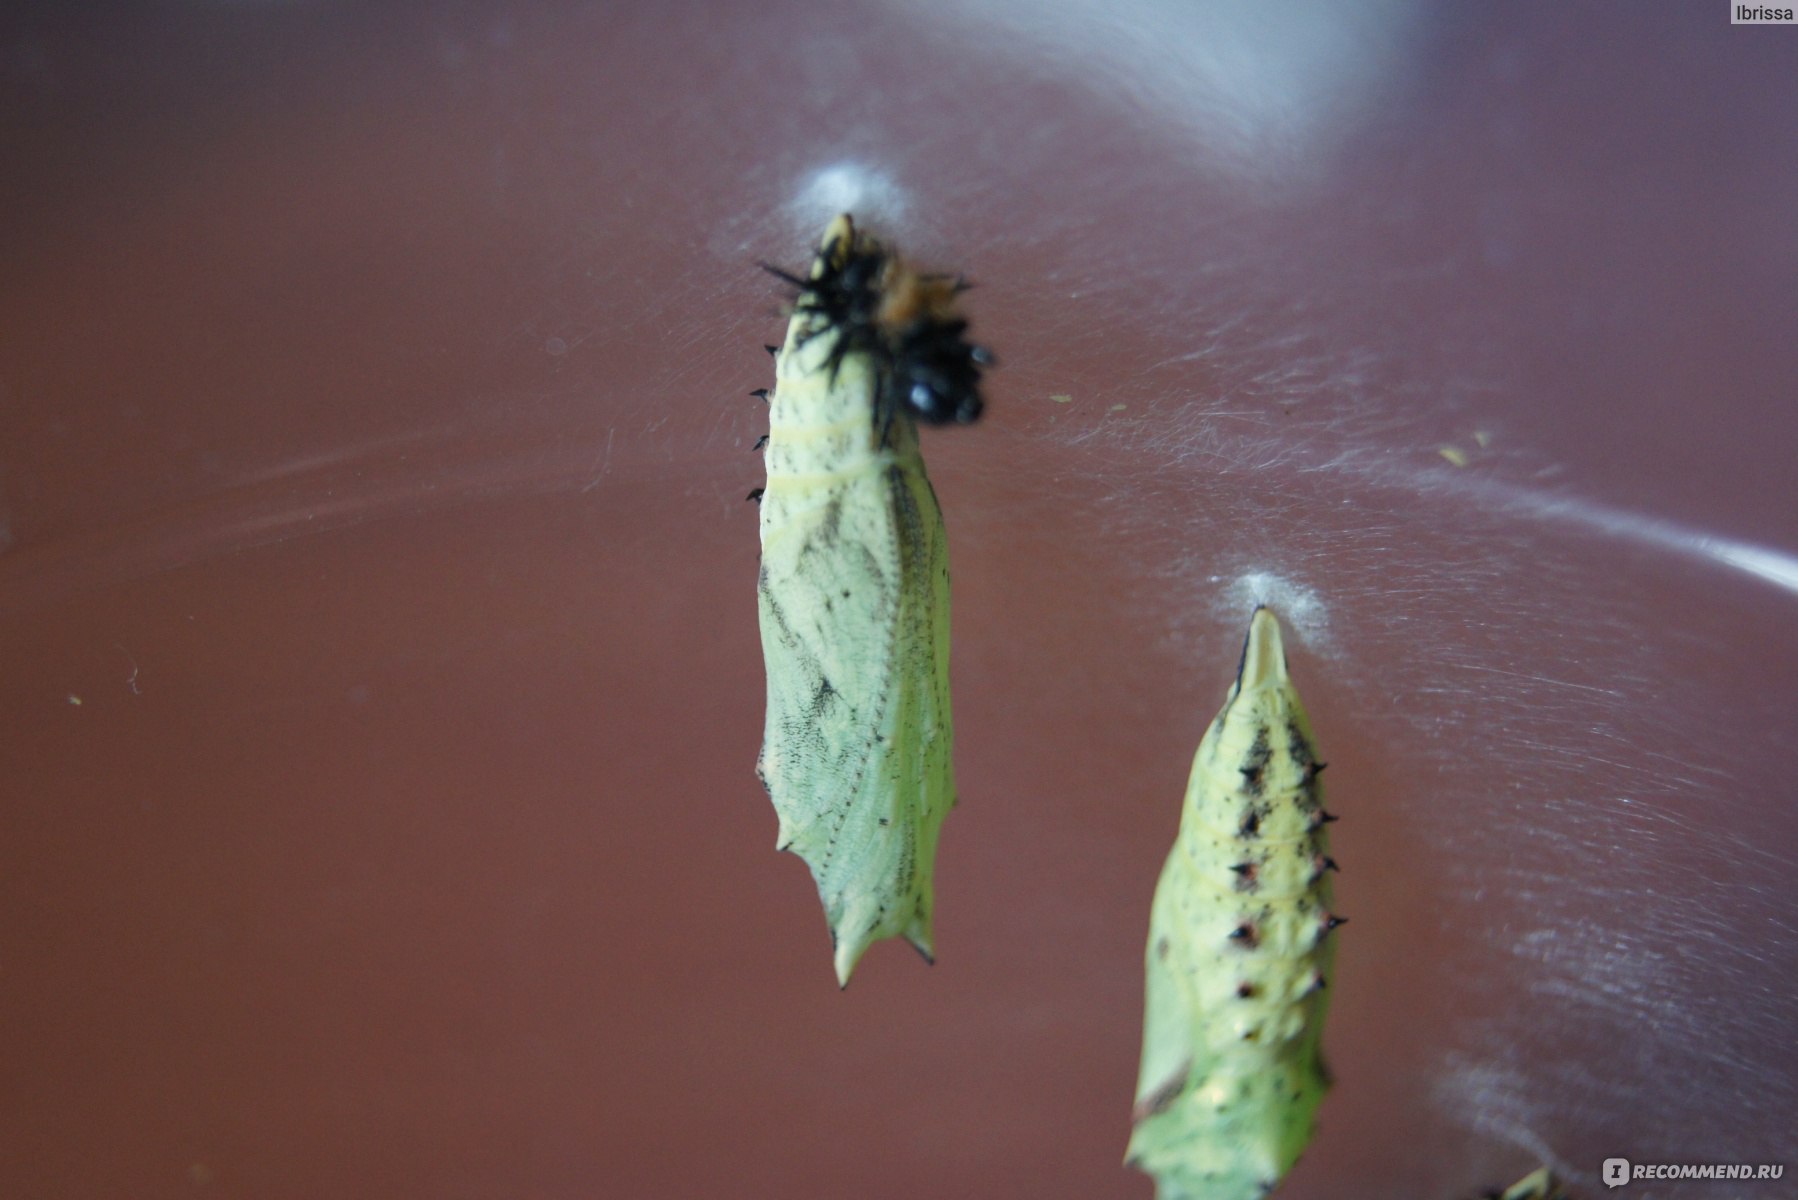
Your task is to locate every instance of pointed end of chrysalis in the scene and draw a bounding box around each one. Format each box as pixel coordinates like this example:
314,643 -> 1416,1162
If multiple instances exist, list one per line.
832,935 -> 869,990
832,919 -> 934,986
1237,607 -> 1289,695
816,213 -> 855,276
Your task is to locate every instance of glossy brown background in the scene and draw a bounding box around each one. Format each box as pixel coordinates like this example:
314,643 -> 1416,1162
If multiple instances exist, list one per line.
3,3 -> 1794,1198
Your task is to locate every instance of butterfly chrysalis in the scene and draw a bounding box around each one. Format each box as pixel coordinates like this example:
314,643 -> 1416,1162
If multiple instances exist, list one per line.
753,214 -> 990,987
1128,607 -> 1341,1199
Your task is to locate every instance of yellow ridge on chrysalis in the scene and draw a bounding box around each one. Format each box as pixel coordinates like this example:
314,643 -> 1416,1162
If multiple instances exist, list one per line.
1127,607 -> 1341,1199
752,214 -> 978,987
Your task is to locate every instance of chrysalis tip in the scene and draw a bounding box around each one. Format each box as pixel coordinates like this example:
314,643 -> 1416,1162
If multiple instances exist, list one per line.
818,213 -> 855,273
832,940 -> 865,990
1237,608 -> 1289,693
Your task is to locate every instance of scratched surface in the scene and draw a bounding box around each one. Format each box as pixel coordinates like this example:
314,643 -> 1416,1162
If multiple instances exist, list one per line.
1,4 -> 1793,1198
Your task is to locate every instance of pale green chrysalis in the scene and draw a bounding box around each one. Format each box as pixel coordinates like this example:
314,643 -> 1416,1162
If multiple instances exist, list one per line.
1128,607 -> 1340,1199
753,214 -> 985,987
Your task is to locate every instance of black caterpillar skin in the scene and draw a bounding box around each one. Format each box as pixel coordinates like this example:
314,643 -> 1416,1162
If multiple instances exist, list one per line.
762,216 -> 992,428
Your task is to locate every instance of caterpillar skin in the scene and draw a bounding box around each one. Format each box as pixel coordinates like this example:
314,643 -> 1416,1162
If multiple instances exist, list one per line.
1128,607 -> 1340,1199
754,215 -> 965,988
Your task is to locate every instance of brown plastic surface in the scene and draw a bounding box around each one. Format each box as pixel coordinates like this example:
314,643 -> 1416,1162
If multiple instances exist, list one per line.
2,5 -> 1793,1198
